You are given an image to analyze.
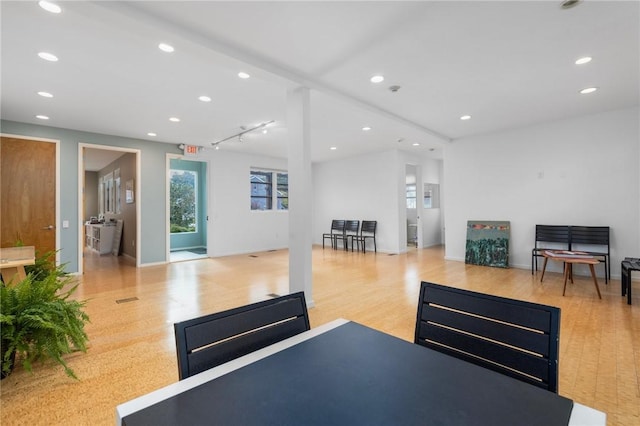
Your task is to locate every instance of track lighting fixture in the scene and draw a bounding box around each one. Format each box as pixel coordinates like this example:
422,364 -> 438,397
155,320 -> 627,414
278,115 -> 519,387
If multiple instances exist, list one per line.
211,120 -> 274,148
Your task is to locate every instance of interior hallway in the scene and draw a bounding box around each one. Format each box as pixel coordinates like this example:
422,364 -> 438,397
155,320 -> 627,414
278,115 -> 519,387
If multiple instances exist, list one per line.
1,246 -> 638,425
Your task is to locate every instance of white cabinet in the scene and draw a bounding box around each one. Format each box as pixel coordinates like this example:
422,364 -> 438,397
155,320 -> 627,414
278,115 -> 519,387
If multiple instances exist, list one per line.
85,223 -> 116,255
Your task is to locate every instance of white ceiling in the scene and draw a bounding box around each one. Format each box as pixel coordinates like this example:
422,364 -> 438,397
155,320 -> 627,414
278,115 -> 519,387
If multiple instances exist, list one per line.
1,1 -> 638,165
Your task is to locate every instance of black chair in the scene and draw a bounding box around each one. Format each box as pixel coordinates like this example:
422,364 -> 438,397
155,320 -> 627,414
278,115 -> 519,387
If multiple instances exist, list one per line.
334,220 -> 360,251
354,220 -> 377,253
621,257 -> 639,305
569,226 -> 610,283
531,225 -> 570,275
415,282 -> 561,393
174,292 -> 310,380
322,220 -> 346,249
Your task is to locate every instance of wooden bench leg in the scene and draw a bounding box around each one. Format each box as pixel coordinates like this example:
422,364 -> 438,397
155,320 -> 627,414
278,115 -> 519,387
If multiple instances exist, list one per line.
540,257 -> 549,282
588,264 -> 602,299
562,264 -> 570,296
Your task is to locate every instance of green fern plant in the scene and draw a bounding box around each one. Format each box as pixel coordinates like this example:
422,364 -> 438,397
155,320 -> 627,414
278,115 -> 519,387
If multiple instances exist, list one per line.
1,265 -> 90,379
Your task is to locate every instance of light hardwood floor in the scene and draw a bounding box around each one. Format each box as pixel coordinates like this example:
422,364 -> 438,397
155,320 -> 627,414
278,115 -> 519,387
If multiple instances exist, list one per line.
1,246 -> 638,425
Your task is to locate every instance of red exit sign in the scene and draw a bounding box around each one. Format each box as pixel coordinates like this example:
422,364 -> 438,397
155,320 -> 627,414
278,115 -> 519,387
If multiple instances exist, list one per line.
184,145 -> 199,156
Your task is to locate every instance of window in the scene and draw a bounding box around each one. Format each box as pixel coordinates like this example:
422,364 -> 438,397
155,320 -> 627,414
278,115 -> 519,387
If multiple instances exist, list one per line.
406,184 -> 417,209
276,173 -> 288,210
170,169 -> 197,233
250,170 -> 288,210
424,183 -> 440,209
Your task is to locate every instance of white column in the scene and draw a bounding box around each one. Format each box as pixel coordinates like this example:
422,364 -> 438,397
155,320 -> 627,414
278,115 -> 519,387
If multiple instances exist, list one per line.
287,87 -> 314,307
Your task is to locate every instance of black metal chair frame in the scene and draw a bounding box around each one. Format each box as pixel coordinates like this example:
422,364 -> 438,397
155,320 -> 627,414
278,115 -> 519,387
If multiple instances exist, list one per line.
415,281 -> 561,393
174,292 -> 310,380
568,226 -> 610,284
322,220 -> 346,250
353,220 -> 377,253
334,220 -> 360,251
531,225 -> 570,274
621,257 -> 639,305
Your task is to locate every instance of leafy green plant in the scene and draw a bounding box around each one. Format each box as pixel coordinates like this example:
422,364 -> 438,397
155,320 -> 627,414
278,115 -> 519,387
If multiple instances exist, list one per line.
1,264 -> 90,379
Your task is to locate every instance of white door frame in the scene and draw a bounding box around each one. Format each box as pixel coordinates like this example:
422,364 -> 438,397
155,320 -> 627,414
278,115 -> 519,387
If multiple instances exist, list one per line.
1,133 -> 60,265
77,143 -> 141,273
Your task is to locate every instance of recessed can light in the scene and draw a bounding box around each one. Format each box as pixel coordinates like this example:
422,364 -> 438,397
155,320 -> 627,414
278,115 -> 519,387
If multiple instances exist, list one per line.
147,132 -> 157,137
460,115 -> 472,120
238,72 -> 250,79
158,43 -> 174,53
198,95 -> 212,102
39,1 -> 61,14
330,147 -> 337,150
575,56 -> 592,65
580,87 -> 598,94
36,115 -> 49,120
38,52 -> 58,62
37,91 -> 53,98
362,126 -> 372,131
169,117 -> 181,122
370,75 -> 384,83
412,143 -> 420,147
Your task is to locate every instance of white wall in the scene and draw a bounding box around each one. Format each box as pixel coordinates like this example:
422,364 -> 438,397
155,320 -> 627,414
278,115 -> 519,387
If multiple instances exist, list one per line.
313,149 -> 401,253
444,107 -> 640,277
204,150 -> 289,257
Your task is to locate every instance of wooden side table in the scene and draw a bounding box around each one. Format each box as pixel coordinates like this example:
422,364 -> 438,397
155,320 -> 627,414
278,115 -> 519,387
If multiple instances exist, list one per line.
541,250 -> 601,299
0,246 -> 36,284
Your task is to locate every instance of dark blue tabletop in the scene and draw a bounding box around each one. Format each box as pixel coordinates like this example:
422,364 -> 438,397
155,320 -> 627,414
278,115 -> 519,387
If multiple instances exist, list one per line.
123,321 -> 573,426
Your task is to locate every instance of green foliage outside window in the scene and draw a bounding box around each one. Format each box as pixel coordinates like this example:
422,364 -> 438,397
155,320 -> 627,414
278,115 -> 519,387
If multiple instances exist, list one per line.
170,170 -> 197,233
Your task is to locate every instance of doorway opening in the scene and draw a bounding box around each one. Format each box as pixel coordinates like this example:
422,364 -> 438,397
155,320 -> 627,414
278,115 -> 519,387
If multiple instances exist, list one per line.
168,157 -> 208,262
78,144 -> 141,274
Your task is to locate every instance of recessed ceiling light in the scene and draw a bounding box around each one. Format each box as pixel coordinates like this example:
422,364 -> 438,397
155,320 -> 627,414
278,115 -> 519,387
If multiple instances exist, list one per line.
262,129 -> 268,134
580,87 -> 598,94
362,126 -> 372,131
36,115 -> 49,120
147,132 -> 157,137
460,115 -> 472,120
238,72 -> 250,79
38,1 -> 61,14
198,95 -> 211,102
158,43 -> 174,53
37,91 -> 53,98
38,52 -> 58,62
169,117 -> 181,122
575,56 -> 592,65
412,143 -> 420,147
370,75 -> 384,83
330,147 -> 337,150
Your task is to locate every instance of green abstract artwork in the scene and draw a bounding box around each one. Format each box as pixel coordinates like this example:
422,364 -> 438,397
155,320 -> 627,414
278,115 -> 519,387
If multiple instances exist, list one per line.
465,221 -> 510,268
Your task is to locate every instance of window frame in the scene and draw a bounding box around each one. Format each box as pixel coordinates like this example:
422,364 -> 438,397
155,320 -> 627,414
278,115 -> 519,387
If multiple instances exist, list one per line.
170,168 -> 198,234
250,169 -> 288,211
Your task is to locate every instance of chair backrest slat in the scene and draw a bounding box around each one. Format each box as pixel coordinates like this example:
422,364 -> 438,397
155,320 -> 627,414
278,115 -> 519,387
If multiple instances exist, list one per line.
361,220 -> 377,234
535,225 -> 570,245
175,292 -> 310,380
331,220 -> 346,233
415,282 -> 560,393
569,226 -> 609,246
344,220 -> 360,234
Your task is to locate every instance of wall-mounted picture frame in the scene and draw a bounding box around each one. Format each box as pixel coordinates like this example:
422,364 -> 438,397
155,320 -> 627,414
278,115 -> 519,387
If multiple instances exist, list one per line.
125,179 -> 134,203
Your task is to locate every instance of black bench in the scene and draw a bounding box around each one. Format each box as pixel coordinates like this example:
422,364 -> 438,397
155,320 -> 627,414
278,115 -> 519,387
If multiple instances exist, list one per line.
532,225 -> 610,283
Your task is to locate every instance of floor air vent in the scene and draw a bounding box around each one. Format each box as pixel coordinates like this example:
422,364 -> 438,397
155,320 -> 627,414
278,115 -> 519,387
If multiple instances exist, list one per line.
116,297 -> 139,304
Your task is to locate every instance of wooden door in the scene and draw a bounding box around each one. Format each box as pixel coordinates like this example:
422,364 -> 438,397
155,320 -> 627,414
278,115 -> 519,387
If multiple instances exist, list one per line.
0,136 -> 56,255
